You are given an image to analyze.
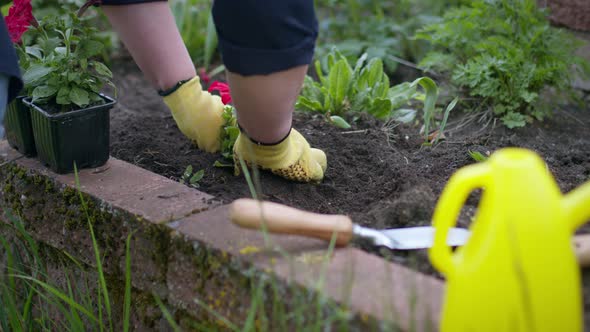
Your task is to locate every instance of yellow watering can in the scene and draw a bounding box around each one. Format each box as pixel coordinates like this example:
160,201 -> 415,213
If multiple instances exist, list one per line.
430,148 -> 590,332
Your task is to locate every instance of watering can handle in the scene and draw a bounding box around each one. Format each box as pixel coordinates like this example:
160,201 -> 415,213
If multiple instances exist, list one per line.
430,163 -> 490,277
563,181 -> 590,231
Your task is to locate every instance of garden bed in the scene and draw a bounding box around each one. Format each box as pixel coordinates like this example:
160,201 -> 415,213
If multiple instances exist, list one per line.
109,59 -> 590,325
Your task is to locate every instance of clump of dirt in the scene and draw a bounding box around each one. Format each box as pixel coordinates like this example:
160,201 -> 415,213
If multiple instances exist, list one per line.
367,185 -> 437,229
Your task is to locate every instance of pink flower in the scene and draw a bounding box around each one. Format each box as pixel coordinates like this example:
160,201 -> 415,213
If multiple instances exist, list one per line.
208,81 -> 232,105
5,0 -> 36,44
198,67 -> 210,85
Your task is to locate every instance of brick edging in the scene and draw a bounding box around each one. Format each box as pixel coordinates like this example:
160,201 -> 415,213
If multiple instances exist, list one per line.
0,141 -> 443,331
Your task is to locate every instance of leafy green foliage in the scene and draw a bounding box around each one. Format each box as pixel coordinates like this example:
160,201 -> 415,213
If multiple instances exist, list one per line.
416,0 -> 589,128
297,49 -> 455,141
219,105 -> 239,161
18,13 -> 115,112
180,165 -> 205,188
0,186 -> 134,332
468,150 -> 489,162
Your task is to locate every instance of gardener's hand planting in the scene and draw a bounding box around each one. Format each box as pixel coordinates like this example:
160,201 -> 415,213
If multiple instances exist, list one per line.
233,129 -> 327,183
161,76 -> 225,153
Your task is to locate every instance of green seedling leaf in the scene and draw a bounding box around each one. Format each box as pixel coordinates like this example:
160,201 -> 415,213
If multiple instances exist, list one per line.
501,112 -> 527,128
76,39 -> 103,58
368,98 -> 392,120
214,160 -> 233,168
32,85 -> 58,102
296,96 -> 323,112
91,61 -> 113,78
468,150 -> 488,162
25,46 -> 43,59
189,169 -> 204,186
315,59 -> 326,85
329,115 -> 351,129
182,165 -> 193,183
23,65 -> 54,84
364,58 -> 385,87
328,59 -> 353,112
56,86 -> 71,105
353,53 -> 368,76
435,97 -> 459,144
69,87 -> 90,107
410,77 -> 439,140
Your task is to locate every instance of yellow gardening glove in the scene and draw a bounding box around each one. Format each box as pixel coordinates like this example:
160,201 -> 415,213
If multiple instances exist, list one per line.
162,76 -> 224,153
233,129 -> 327,183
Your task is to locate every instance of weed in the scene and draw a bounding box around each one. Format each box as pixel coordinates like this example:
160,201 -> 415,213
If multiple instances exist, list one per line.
298,49 -> 458,142
416,0 -> 590,128
468,150 -> 489,162
180,165 -> 205,188
0,167 -> 134,332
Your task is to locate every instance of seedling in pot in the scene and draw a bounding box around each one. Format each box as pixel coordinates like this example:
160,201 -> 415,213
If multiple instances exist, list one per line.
180,165 -> 204,188
20,13 -> 116,113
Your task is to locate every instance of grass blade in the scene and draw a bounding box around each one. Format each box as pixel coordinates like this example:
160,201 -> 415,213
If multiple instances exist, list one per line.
193,298 -> 239,332
10,275 -> 100,324
154,295 -> 182,332
435,96 -> 458,144
73,164 -> 112,331
123,232 -> 134,332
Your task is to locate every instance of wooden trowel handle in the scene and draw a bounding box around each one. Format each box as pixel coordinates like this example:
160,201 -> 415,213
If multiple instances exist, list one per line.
574,235 -> 590,267
230,198 -> 354,246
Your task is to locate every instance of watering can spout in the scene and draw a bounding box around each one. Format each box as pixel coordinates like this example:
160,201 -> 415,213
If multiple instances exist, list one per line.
564,180 -> 590,231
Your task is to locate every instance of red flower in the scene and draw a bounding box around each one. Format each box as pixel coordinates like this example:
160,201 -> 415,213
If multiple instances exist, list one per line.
5,0 -> 36,44
208,81 -> 232,105
197,67 -> 210,85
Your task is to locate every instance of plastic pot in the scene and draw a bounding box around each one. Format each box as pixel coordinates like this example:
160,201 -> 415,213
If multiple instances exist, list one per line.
24,94 -> 116,174
4,96 -> 37,157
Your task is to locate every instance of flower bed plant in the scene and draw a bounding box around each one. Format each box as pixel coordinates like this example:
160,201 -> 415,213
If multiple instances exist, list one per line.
297,49 -> 457,142
16,11 -> 116,173
416,0 -> 590,128
3,0 -> 37,156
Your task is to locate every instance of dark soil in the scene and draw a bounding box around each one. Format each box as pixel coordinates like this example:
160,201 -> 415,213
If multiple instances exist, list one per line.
108,60 -> 590,325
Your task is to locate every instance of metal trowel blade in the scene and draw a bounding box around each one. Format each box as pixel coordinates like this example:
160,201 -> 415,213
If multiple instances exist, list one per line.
382,226 -> 470,250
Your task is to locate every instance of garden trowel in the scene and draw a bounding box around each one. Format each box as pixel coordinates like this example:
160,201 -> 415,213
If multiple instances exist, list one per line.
230,198 -> 470,250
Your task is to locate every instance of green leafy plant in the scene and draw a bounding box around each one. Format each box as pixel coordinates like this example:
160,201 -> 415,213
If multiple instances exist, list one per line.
468,150 -> 488,162
416,0 -> 590,128
297,49 -> 457,142
0,169 -> 134,332
180,165 -> 205,188
18,13 -> 115,113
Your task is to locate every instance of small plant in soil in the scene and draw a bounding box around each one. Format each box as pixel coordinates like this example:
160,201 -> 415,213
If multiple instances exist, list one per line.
18,12 -> 115,113
297,48 -> 458,142
416,0 -> 590,128
180,165 -> 205,188
468,150 -> 489,162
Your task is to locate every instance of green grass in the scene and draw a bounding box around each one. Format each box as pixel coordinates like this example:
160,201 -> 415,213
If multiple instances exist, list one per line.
0,166 -> 134,332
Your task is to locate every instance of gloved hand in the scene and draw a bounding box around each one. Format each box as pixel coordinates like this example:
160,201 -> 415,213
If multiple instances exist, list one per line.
162,76 -> 224,153
233,128 -> 327,183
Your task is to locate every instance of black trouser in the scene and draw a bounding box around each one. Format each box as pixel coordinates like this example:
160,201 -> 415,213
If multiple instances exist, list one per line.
0,14 -> 23,102
99,0 -> 318,76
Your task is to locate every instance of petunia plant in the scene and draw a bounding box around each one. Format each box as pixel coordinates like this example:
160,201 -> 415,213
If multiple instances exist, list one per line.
5,0 -> 37,44
16,12 -> 114,113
